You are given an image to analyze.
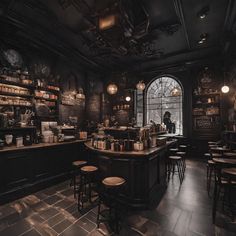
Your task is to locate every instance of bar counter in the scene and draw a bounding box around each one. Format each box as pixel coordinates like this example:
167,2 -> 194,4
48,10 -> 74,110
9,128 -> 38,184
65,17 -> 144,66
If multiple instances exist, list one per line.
0,139 -> 87,153
0,139 -> 88,204
85,140 -> 176,209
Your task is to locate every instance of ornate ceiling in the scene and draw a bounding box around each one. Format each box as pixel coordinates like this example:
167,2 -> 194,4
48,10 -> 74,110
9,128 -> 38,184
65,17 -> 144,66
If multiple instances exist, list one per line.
0,0 -> 235,72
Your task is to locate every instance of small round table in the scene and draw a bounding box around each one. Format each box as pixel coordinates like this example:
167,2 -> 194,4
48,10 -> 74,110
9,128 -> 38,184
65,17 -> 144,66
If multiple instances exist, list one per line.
210,147 -> 230,155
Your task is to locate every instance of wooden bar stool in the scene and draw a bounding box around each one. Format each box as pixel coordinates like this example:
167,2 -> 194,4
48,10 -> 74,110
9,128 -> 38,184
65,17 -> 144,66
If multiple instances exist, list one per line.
167,156 -> 183,183
206,160 -> 215,196
222,168 -> 236,220
176,151 -> 186,172
223,152 -> 236,158
71,160 -> 87,198
78,165 -> 98,211
97,176 -> 126,234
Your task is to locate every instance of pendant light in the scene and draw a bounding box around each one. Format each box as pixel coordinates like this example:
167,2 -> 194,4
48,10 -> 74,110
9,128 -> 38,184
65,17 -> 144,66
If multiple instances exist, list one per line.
136,81 -> 145,91
221,85 -> 229,93
221,72 -> 229,94
125,95 -> 131,102
76,88 -> 85,99
107,83 -> 118,95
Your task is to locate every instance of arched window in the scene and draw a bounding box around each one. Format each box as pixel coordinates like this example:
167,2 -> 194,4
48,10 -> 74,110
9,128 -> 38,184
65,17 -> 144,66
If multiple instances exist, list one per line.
146,76 -> 183,134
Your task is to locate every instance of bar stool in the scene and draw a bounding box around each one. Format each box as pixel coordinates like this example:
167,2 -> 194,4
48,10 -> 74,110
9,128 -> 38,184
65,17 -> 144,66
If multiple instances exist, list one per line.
206,160 -> 215,196
169,148 -> 179,154
71,160 -> 87,198
78,165 -> 98,211
176,151 -> 186,172
97,176 -> 126,234
223,152 -> 236,158
167,156 -> 183,183
222,168 -> 236,220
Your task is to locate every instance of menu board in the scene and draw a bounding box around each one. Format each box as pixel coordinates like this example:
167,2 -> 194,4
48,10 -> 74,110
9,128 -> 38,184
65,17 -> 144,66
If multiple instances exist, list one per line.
86,94 -> 101,122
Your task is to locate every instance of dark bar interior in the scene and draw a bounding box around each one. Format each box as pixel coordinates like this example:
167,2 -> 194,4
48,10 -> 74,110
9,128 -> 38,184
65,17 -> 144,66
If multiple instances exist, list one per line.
0,0 -> 236,235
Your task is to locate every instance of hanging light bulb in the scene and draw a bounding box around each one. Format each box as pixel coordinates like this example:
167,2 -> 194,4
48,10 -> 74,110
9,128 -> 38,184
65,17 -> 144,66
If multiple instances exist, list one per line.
107,83 -> 118,95
136,81 -> 145,91
171,87 -> 181,96
125,95 -> 131,102
221,71 -> 230,94
221,85 -> 229,93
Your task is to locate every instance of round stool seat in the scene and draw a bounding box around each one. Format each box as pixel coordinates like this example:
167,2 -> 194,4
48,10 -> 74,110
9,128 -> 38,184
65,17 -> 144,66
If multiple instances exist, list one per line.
176,152 -> 186,156
102,177 -> 126,187
224,152 -> 236,158
170,148 -> 179,152
222,168 -> 236,176
169,156 -> 182,160
81,165 -> 98,173
208,160 -> 215,165
72,160 -> 87,167
211,153 -> 222,157
208,141 -> 217,145
204,153 -> 211,157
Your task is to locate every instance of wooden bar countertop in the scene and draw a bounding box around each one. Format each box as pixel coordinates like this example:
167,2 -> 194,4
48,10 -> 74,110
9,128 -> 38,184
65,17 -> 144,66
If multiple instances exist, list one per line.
85,140 -> 176,158
0,139 -> 88,153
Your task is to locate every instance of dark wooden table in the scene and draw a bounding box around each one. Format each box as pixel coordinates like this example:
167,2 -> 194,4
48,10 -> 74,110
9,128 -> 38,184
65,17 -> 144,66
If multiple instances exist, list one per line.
210,147 -> 231,155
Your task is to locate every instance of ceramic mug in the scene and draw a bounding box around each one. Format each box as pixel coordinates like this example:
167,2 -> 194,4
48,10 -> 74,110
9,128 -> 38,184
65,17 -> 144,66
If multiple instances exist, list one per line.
5,134 -> 13,145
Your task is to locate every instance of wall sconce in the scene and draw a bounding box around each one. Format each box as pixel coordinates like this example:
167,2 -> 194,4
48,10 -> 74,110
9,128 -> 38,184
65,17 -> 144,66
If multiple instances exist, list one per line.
107,83 -> 118,95
136,81 -> 145,91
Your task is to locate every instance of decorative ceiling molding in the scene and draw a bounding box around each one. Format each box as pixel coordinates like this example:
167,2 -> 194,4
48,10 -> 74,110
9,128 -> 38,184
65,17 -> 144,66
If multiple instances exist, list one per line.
172,0 -> 190,50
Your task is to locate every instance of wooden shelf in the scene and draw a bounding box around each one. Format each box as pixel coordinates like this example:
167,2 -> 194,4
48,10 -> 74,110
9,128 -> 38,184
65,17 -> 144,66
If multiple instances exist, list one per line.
0,78 -> 34,89
193,114 -> 220,116
36,87 -> 60,93
194,93 -> 220,97
0,104 -> 32,107
0,91 -> 33,99
35,97 -> 58,102
0,126 -> 36,131
193,102 -> 219,106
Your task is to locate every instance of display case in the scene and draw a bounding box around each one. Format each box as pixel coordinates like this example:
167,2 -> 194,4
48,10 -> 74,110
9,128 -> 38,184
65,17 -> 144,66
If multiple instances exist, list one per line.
192,91 -> 221,140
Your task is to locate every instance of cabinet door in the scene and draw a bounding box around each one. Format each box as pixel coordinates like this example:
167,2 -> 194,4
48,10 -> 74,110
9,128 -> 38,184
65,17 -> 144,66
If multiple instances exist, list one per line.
2,151 -> 31,190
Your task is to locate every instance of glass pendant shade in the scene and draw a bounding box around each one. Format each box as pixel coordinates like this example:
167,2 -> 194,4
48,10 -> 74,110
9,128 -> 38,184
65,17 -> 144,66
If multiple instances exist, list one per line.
76,88 -> 85,99
107,83 -> 118,95
125,95 -> 131,102
136,81 -> 145,91
221,85 -> 229,93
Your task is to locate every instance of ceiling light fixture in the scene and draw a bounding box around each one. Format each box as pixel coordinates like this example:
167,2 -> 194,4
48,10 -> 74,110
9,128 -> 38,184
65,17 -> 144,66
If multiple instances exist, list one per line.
197,6 -> 210,19
107,83 -> 118,95
198,33 -> 208,44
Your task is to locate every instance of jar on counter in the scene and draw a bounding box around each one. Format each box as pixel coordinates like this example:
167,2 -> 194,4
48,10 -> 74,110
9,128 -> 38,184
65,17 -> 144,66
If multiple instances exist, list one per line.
16,137 -> 24,147
111,141 -> 115,151
114,140 -> 120,152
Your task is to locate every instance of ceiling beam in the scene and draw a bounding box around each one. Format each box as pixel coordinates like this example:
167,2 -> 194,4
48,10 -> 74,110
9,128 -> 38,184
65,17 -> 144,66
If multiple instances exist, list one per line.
172,0 -> 191,50
129,46 -> 221,72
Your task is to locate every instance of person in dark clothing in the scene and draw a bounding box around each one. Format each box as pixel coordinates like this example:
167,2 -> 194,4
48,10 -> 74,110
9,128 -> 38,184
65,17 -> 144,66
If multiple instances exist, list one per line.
163,111 -> 176,133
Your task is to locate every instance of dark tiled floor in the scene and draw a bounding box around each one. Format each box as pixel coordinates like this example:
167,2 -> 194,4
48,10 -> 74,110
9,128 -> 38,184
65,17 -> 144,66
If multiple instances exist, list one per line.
0,159 -> 236,236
